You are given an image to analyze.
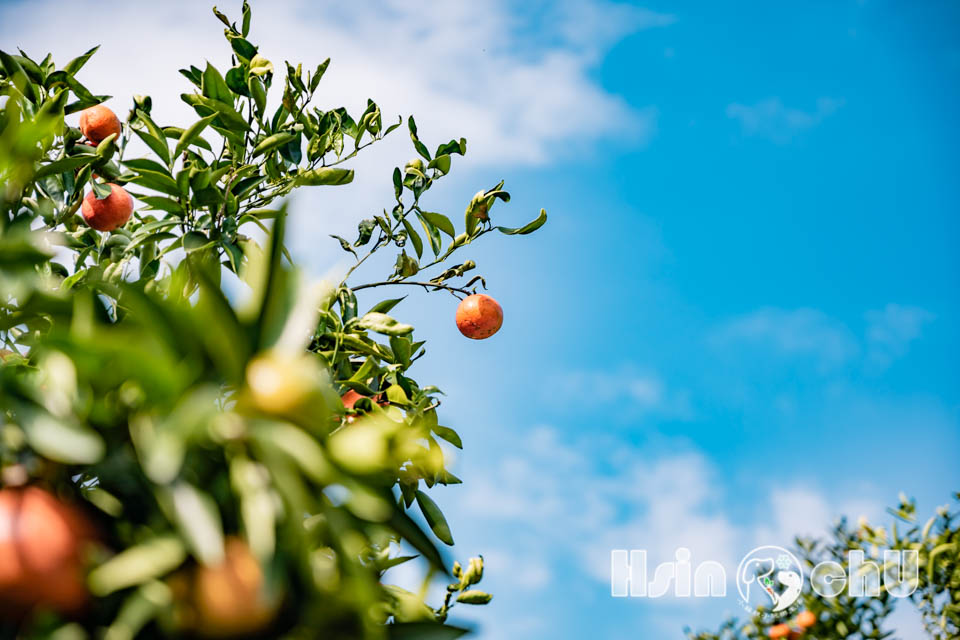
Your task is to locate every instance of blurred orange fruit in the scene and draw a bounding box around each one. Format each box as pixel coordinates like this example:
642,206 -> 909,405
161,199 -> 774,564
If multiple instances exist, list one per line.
796,610 -> 816,628
0,487 -> 95,617
193,538 -> 279,637
768,624 -> 791,639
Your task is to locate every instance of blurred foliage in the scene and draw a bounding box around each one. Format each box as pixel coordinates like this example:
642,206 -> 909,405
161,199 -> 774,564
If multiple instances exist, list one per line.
687,494 -> 960,640
0,3 -> 546,638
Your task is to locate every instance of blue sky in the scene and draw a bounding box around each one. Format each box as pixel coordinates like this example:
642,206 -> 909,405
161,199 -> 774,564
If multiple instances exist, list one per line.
2,0 -> 958,638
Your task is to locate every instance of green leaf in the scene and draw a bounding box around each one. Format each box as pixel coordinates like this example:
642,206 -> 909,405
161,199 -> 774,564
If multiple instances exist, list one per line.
133,109 -> 170,165
174,113 -> 217,157
166,482 -> 224,566
225,66 -> 249,97
416,213 -> 442,255
407,116 -> 431,161
255,423 -> 335,485
401,217 -> 423,259
127,173 -> 181,198
390,335 -> 412,367
387,623 -> 470,640
202,62 -> 233,104
356,312 -> 414,336
211,5 -> 233,29
88,537 -> 186,596
388,504 -> 450,575
415,490 -> 454,545
418,211 -> 455,239
367,297 -> 405,315
180,93 -> 250,132
91,180 -> 113,200
331,234 -> 358,258
427,154 -> 451,175
241,1 -> 252,36
21,408 -> 104,464
123,158 -> 172,176
135,196 -> 183,215
249,54 -> 274,76
252,131 -> 297,157
435,138 -> 467,157
294,167 -> 354,186
248,76 -> 267,116
433,425 -> 462,449
64,45 -> 99,76
35,155 -> 96,179
230,37 -> 257,63
310,58 -> 330,92
497,208 -> 547,235
394,252 -> 419,278
163,127 -> 212,151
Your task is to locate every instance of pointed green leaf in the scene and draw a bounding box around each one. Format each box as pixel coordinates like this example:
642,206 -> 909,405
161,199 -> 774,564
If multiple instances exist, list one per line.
415,490 -> 454,545
356,312 -> 414,336
497,208 -> 547,235
175,113 -> 217,157
294,167 -> 354,186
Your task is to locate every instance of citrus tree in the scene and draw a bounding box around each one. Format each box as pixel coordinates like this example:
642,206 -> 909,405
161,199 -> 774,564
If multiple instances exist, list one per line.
0,3 -> 547,638
687,493 -> 960,640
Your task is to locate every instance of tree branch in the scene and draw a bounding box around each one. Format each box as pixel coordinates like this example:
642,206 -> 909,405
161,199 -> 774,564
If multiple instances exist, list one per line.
351,280 -> 471,297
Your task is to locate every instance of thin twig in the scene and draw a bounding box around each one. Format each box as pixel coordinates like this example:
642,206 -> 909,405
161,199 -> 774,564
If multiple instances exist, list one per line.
351,280 -> 471,296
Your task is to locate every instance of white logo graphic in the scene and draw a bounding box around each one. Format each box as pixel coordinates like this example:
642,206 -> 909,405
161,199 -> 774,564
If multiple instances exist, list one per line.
736,545 -> 803,616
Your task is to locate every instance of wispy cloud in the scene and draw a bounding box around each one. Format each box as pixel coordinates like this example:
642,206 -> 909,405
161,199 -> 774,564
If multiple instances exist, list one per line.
865,304 -> 936,369
711,307 -> 859,370
549,365 -> 692,417
711,305 -> 935,373
0,0 -> 669,263
434,425 -> 893,638
0,0 -> 667,166
726,97 -> 845,143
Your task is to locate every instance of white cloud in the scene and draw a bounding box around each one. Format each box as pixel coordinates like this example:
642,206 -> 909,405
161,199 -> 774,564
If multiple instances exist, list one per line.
0,0 -> 667,268
711,305 -> 935,374
441,424 -> 898,636
0,0 -> 664,166
548,365 -> 692,417
865,304 -> 935,369
726,97 -> 845,143
753,486 -> 883,548
711,307 -> 859,370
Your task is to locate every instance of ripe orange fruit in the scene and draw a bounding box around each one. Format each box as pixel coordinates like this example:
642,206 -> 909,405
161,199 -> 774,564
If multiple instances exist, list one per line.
341,389 -> 366,410
78,105 -> 121,144
81,184 -> 133,231
455,294 -> 503,340
194,538 -> 279,637
796,610 -> 816,628
768,624 -> 791,639
0,487 -> 95,617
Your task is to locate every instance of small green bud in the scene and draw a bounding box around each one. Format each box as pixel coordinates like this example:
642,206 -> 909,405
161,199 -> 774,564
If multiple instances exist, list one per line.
456,590 -> 492,605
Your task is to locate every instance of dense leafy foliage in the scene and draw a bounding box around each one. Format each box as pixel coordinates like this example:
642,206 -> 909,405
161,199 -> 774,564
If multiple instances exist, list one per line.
688,494 -> 960,640
0,3 -> 546,638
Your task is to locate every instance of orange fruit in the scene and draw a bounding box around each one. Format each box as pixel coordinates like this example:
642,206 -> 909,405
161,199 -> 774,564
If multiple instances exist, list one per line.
78,105 -> 121,144
81,184 -> 133,231
455,294 -> 503,340
341,389 -> 366,410
768,624 -> 791,639
193,538 -> 279,637
0,487 -> 95,617
796,610 -> 816,628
